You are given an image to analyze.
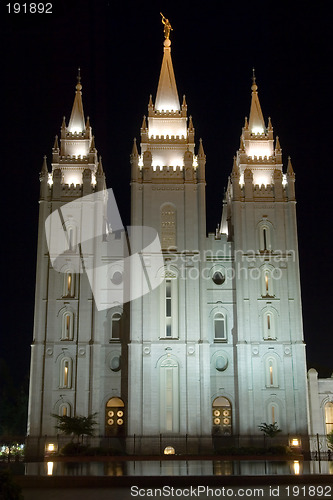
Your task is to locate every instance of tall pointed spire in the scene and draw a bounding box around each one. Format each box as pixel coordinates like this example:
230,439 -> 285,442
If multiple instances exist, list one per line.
68,68 -> 85,133
248,69 -> 266,134
155,15 -> 180,112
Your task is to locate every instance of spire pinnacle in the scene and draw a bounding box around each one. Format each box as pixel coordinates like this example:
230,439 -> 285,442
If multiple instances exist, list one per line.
131,137 -> 138,157
155,15 -> 180,112
287,156 -> 294,176
275,136 -> 281,151
248,71 -> 266,134
53,135 -> 59,151
198,138 -> 205,157
68,69 -> 85,133
41,155 -> 48,176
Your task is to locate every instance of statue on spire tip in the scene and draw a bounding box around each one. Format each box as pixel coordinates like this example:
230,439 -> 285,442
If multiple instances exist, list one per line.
160,12 -> 172,40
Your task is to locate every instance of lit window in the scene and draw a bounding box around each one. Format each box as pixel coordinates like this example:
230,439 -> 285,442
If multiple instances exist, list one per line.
263,311 -> 276,340
63,271 -> 75,297
62,311 -> 74,340
212,397 -> 232,436
59,403 -> 71,417
212,271 -> 225,285
60,358 -> 72,389
214,313 -> 227,341
266,358 -> 278,388
325,402 -> 333,434
262,269 -> 274,297
267,402 -> 279,426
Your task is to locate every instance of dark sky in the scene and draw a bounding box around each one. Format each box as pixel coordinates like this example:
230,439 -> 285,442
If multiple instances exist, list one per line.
1,0 -> 332,386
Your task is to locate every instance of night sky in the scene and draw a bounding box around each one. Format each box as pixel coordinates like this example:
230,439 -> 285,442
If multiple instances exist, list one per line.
1,0 -> 332,388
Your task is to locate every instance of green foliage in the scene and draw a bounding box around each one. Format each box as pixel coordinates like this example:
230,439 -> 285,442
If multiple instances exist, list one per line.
327,430 -> 333,450
258,422 -> 282,438
59,442 -> 89,456
51,413 -> 97,442
0,470 -> 23,500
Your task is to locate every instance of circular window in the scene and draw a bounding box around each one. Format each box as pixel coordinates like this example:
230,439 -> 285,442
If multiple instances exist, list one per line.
214,418 -> 221,425
111,271 -> 123,285
215,355 -> 228,372
117,410 -> 123,417
117,418 -> 124,425
110,356 -> 121,372
212,271 -> 225,285
213,410 -> 220,417
108,410 -> 114,418
107,418 -> 114,425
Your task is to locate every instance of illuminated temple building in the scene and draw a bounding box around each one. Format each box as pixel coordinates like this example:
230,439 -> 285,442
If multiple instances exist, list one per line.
27,22 -> 333,457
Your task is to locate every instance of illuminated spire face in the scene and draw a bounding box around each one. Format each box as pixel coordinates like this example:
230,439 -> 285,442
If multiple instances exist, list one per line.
248,81 -> 266,135
155,39 -> 180,112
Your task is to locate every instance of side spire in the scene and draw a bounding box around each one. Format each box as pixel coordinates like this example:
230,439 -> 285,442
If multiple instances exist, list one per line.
68,68 -> 85,133
155,15 -> 180,112
248,69 -> 266,134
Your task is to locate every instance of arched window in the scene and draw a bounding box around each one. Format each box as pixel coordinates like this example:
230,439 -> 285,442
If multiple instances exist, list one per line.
105,397 -> 125,436
263,310 -> 276,340
267,402 -> 279,426
262,268 -> 274,297
59,402 -> 71,417
160,271 -> 178,339
161,204 -> 176,250
61,311 -> 74,340
212,397 -> 232,435
266,357 -> 278,388
214,313 -> 227,342
259,225 -> 272,252
325,402 -> 333,434
160,358 -> 179,433
59,357 -> 72,389
110,312 -> 122,341
63,270 -> 75,298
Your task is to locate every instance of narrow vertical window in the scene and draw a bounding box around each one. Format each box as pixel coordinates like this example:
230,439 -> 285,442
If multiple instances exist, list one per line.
263,228 -> 268,251
60,358 -> 72,389
161,273 -> 178,339
266,358 -> 278,388
62,311 -> 74,340
214,313 -> 226,341
111,312 -> 122,340
262,269 -> 274,297
63,271 -> 75,297
165,279 -> 172,337
325,402 -> 333,434
160,358 -> 179,433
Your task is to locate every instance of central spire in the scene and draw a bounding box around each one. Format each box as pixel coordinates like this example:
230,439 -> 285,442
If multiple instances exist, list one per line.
155,14 -> 180,112
68,68 -> 85,133
248,69 -> 266,134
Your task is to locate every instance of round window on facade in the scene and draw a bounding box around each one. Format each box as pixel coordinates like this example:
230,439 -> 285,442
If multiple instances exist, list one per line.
212,271 -> 225,285
215,355 -> 228,372
213,410 -> 220,417
108,419 -> 114,425
111,271 -> 123,285
117,410 -> 123,417
214,418 -> 221,425
110,355 -> 121,372
117,418 -> 124,425
108,410 -> 114,417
